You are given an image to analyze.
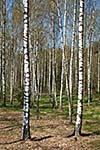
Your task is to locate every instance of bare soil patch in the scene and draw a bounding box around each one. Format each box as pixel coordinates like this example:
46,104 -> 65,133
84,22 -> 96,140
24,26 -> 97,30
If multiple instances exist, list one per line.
0,108 -> 100,150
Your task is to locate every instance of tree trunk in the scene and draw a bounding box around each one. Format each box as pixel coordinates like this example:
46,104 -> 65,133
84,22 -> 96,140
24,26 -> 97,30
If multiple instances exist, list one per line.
35,39 -> 40,119
87,32 -> 92,107
52,13 -> 57,110
98,38 -> 100,93
1,0 -> 6,106
57,0 -> 66,109
10,37 -> 14,104
22,0 -> 31,140
48,47 -> 52,98
31,50 -> 36,105
75,44 -> 78,95
75,0 -> 84,136
0,12 -> 2,97
69,0 -> 77,123
40,57 -> 44,96
10,63 -> 14,104
65,61 -> 71,122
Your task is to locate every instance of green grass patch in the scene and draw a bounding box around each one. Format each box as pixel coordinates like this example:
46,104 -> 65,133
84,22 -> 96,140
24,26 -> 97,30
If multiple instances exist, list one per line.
82,102 -> 100,134
0,94 -> 100,135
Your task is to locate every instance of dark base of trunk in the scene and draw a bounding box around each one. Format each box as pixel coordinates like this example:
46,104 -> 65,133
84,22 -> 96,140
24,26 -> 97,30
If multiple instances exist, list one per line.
22,126 -> 31,140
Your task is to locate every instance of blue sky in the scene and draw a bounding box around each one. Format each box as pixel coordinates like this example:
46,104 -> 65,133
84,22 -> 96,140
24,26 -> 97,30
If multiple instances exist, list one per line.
6,0 -> 100,7
6,0 -> 100,24
96,0 -> 100,9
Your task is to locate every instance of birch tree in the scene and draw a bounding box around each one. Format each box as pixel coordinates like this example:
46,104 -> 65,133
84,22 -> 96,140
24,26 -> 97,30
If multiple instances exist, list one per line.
75,0 -> 84,136
87,31 -> 92,106
87,1 -> 95,106
98,39 -> 100,93
75,35 -> 78,95
10,2 -> 15,104
69,0 -> 77,101
1,0 -> 6,106
57,0 -> 67,109
51,3 -> 57,109
48,46 -> 52,97
69,0 -> 77,123
10,35 -> 15,104
22,0 -> 31,140
0,6 -> 2,93
31,44 -> 36,105
35,39 -> 40,119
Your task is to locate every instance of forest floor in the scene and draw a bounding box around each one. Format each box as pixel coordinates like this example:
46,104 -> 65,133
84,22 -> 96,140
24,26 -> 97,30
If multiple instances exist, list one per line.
0,103 -> 100,150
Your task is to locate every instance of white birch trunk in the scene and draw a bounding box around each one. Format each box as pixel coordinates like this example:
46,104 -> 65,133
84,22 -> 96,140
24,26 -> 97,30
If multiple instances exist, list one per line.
69,0 -> 77,103
87,32 -> 92,106
65,61 -> 71,122
10,64 -> 14,104
1,0 -> 6,106
68,0 -> 77,123
43,51 -> 46,89
0,13 -> 2,94
48,47 -> 52,97
29,36 -> 36,105
57,1 -> 63,108
40,58 -> 44,96
21,60 -> 23,88
31,50 -> 36,104
10,38 -> 14,104
10,1 -> 14,105
97,35 -> 100,93
52,13 -> 57,109
75,46 -> 78,95
98,44 -> 100,93
22,0 -> 31,140
35,39 -> 40,119
75,0 -> 84,136
57,0 -> 66,109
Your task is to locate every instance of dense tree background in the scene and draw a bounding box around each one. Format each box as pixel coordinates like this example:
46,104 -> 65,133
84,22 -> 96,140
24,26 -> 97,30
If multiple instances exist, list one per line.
0,0 -> 100,141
